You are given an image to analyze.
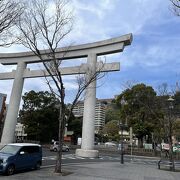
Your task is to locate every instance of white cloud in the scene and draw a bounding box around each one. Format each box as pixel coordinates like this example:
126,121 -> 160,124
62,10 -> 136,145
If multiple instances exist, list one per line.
0,44 -> 28,53
72,0 -> 116,19
0,64 -> 16,72
66,0 -> 170,47
0,0 -> 180,104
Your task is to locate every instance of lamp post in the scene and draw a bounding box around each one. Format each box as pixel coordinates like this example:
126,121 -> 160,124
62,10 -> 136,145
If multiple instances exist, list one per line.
119,121 -> 125,164
167,96 -> 175,171
119,96 -> 128,164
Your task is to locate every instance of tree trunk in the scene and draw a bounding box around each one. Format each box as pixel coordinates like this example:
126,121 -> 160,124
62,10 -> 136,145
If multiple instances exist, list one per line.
138,137 -> 143,148
54,104 -> 65,173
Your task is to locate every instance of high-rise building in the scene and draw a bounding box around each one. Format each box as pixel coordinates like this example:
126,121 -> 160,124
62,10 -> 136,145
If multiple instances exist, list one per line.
94,101 -> 106,133
15,123 -> 27,142
72,99 -> 108,133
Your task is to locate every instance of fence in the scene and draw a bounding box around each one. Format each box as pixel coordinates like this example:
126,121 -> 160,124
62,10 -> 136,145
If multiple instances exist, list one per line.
93,145 -> 180,160
44,144 -> 180,160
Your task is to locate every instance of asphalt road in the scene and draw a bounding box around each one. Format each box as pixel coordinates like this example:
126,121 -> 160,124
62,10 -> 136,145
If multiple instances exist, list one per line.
42,147 -> 160,168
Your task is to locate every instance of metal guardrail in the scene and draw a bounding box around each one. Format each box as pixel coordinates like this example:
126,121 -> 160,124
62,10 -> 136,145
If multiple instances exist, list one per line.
158,160 -> 180,171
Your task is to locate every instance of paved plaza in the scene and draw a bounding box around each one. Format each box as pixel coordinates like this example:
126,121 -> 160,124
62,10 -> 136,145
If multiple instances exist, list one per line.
0,161 -> 179,180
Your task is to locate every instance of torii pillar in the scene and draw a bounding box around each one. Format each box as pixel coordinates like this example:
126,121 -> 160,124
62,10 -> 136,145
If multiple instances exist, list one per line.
76,53 -> 98,157
1,62 -> 26,144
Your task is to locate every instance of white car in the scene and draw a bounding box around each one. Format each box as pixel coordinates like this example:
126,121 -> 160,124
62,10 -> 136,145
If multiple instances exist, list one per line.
50,141 -> 69,152
104,142 -> 117,147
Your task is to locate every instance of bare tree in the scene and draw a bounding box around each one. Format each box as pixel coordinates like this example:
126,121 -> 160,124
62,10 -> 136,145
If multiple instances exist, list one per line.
157,83 -> 169,96
0,0 -> 23,46
170,0 -> 180,16
155,87 -> 178,171
16,0 -> 105,174
121,80 -> 138,90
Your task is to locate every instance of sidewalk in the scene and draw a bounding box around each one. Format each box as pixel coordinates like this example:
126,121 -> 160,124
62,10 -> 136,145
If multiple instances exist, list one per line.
1,161 -> 180,180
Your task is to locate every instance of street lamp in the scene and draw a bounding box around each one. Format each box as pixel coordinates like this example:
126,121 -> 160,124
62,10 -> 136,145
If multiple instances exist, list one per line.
118,121 -> 126,164
167,96 -> 175,171
119,96 -> 128,164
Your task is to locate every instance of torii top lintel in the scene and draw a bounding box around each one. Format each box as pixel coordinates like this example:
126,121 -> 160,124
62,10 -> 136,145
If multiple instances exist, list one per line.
0,34 -> 132,65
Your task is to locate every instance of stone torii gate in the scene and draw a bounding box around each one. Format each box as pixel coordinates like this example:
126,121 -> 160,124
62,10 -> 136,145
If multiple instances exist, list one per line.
0,33 -> 132,157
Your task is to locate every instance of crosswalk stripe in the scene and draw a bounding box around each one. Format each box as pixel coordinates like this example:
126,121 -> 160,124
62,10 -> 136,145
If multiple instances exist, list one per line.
50,157 -> 56,160
68,157 -> 76,159
76,157 -> 85,159
42,155 -> 158,166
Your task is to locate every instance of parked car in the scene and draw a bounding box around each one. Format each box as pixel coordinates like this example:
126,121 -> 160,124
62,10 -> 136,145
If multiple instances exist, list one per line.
104,142 -> 117,147
0,143 -> 42,176
50,141 -> 69,152
117,144 -> 123,151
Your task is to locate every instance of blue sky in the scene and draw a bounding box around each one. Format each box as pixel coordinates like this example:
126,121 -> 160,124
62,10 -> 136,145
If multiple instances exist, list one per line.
0,0 -> 180,104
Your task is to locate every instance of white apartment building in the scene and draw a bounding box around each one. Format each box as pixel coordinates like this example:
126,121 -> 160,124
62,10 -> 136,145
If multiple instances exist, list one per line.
73,99 -> 106,133
15,123 -> 27,141
94,101 -> 106,133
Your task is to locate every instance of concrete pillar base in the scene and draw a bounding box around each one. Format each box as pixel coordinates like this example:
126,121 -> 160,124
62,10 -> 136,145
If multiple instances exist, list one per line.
0,144 -> 5,149
75,149 -> 99,158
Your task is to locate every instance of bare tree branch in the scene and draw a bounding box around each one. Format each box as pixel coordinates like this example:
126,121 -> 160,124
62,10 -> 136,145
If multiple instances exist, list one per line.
170,0 -> 180,16
170,0 -> 180,8
157,83 -> 169,96
0,0 -> 23,46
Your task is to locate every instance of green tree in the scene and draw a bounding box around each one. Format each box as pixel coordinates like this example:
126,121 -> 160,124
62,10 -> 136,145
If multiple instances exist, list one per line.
116,83 -> 162,147
158,92 -> 180,143
105,109 -> 121,123
102,120 -> 119,141
19,90 -> 59,143
173,119 -> 180,141
172,92 -> 180,141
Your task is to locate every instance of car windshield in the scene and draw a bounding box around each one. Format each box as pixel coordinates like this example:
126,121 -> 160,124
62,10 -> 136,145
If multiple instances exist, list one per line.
0,145 -> 21,155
